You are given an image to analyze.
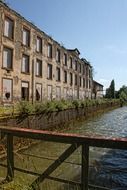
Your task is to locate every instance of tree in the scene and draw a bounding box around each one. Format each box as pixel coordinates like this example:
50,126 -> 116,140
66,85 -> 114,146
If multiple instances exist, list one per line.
119,91 -> 127,107
116,85 -> 127,99
105,79 -> 115,98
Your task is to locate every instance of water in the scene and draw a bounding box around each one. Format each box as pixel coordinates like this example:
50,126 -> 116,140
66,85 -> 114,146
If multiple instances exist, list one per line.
1,106 -> 127,189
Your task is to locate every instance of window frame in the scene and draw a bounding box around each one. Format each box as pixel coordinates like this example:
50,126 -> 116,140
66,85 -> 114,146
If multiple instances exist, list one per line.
21,54 -> 30,74
35,83 -> 42,101
2,78 -> 13,103
47,63 -> 52,80
2,46 -> 13,70
70,72 -> 73,86
4,15 -> 14,40
56,67 -> 61,81
70,57 -> 73,69
75,74 -> 77,86
22,27 -> 30,47
64,53 -> 67,66
64,70 -> 67,83
56,48 -> 61,63
47,43 -> 52,58
36,59 -> 42,77
21,81 -> 29,101
36,36 -> 42,53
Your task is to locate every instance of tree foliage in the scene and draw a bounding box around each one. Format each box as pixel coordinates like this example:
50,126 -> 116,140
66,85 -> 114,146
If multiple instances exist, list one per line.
117,85 -> 127,97
105,79 -> 115,99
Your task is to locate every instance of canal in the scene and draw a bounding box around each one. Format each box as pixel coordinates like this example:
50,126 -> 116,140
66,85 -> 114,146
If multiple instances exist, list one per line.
0,106 -> 127,189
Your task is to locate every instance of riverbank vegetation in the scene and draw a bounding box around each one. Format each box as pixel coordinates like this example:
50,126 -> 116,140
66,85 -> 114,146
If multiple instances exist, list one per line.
0,99 -> 120,118
17,99 -> 120,117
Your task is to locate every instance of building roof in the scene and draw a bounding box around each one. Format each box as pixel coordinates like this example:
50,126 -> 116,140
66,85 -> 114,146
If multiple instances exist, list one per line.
93,80 -> 103,87
67,48 -> 80,56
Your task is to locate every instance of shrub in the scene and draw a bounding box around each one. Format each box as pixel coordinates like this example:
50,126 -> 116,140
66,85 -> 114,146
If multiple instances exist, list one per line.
72,100 -> 81,109
17,101 -> 34,116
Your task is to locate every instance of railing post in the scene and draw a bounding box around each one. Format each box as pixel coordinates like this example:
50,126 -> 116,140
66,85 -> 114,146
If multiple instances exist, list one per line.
81,144 -> 89,190
6,134 -> 14,181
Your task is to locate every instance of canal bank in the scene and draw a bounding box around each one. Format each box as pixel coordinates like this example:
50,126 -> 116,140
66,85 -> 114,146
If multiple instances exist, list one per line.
0,99 -> 120,130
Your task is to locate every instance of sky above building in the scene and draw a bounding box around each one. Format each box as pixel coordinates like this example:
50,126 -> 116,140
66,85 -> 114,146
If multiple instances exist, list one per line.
6,0 -> 127,91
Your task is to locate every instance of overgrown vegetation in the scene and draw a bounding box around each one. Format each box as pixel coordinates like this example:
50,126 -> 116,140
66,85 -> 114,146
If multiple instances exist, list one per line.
0,99 -> 120,118
16,99 -> 120,117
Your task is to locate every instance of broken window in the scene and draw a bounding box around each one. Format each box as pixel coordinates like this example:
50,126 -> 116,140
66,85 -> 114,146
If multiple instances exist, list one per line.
47,64 -> 52,79
4,17 -> 14,39
36,36 -> 42,53
56,67 -> 60,81
21,81 -> 29,100
56,48 -> 60,63
70,72 -> 73,86
75,74 -> 77,86
80,77 -> 82,87
36,83 -> 42,101
64,70 -> 67,83
2,78 -> 13,102
83,78 -> 86,88
22,27 -> 30,47
70,57 -> 73,69
64,53 -> 67,66
22,54 -> 29,73
3,47 -> 13,69
47,43 -> 52,58
75,60 -> 78,71
47,85 -> 52,100
36,59 -> 42,77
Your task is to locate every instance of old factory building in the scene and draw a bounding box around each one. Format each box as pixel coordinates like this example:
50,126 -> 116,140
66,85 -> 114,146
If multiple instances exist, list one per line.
0,1 -> 95,104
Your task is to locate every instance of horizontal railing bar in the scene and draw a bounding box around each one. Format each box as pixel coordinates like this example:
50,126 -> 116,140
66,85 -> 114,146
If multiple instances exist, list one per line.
0,164 -> 116,190
14,167 -> 40,176
47,176 -> 81,187
0,126 -> 127,149
13,167 -> 81,186
20,152 -> 81,166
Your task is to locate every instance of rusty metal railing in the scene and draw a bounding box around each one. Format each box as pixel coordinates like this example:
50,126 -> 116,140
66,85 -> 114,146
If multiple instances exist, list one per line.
0,126 -> 127,190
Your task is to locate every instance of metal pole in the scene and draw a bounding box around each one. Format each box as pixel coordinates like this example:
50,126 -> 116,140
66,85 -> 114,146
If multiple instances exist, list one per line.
6,134 -> 14,181
81,144 -> 89,190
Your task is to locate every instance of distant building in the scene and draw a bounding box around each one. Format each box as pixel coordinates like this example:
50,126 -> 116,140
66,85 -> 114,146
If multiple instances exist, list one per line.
0,1 -> 93,104
92,80 -> 103,99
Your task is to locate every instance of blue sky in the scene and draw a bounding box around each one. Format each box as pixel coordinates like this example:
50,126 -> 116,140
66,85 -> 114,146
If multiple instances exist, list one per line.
6,0 -> 127,90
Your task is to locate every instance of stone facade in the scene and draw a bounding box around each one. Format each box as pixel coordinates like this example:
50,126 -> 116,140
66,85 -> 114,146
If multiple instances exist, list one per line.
0,1 -> 93,104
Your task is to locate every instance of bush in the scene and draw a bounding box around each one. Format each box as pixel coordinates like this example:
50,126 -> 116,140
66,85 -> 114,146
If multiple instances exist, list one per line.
16,99 -> 120,117
72,100 -> 81,109
17,101 -> 34,116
